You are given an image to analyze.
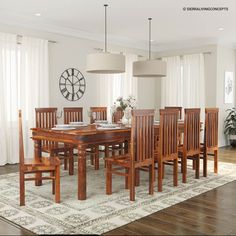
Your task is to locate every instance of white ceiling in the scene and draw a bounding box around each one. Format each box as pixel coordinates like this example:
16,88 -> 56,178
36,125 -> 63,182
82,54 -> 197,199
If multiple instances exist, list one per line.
0,0 -> 236,51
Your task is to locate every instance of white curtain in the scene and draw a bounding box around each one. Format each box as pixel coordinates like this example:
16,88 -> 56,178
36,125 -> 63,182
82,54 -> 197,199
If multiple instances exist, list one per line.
98,53 -> 138,119
161,54 -> 205,117
161,56 -> 182,107
0,33 -> 49,165
0,32 -> 18,165
20,36 -> 49,157
182,54 -> 205,110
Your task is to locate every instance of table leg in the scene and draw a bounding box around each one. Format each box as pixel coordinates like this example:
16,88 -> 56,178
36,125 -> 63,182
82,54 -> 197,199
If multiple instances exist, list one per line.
78,144 -> 86,200
34,139 -> 42,186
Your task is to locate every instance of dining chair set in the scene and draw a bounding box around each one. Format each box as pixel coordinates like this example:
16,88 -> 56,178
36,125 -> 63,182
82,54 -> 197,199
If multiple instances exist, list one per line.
19,106 -> 219,205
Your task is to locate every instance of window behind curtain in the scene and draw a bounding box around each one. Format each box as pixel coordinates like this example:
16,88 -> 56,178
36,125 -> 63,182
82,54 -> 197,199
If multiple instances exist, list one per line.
161,53 -> 205,114
0,33 -> 49,165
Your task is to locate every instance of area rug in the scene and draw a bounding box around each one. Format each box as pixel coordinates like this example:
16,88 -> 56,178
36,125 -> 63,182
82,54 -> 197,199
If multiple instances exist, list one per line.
0,160 -> 236,235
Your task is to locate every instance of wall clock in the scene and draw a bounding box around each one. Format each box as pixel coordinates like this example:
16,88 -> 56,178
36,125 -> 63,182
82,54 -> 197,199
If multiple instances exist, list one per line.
59,68 -> 86,101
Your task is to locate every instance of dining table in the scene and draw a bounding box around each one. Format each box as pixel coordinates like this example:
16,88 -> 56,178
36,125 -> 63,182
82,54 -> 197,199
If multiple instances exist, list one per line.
31,122 -> 185,200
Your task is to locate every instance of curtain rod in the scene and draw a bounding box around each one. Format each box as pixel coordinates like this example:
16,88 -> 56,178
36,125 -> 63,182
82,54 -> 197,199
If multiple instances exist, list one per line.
17,35 -> 57,44
156,51 -> 212,59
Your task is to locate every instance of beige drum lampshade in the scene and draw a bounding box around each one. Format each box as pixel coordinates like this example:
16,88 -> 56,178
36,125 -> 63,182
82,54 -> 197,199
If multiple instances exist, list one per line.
86,52 -> 125,74
133,59 -> 167,77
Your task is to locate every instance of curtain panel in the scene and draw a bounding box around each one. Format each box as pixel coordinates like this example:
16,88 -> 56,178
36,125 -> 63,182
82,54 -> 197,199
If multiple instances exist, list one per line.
0,33 -> 49,165
161,53 -> 205,118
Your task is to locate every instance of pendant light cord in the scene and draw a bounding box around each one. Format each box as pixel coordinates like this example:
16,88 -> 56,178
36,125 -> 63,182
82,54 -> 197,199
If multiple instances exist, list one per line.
104,4 -> 108,53
148,18 -> 152,60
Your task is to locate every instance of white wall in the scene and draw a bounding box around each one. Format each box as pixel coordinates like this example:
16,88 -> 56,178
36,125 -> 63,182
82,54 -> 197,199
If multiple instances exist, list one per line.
216,45 -> 236,146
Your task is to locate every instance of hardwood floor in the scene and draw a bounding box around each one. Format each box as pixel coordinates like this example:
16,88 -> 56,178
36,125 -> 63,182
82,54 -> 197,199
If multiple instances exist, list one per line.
0,146 -> 236,235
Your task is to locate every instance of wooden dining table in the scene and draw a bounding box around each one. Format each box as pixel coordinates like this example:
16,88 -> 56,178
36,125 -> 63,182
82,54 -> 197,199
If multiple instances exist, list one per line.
31,122 -> 185,200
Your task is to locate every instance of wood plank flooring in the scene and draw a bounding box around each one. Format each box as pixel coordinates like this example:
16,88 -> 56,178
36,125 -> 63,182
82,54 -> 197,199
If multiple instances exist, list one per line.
0,146 -> 235,235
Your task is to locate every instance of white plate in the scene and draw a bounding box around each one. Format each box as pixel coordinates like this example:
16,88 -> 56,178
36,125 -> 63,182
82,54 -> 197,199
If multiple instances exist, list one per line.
94,120 -> 108,124
100,124 -> 118,128
69,122 -> 84,125
97,127 -> 121,130
52,127 -> 76,131
69,122 -> 88,127
55,124 -> 72,128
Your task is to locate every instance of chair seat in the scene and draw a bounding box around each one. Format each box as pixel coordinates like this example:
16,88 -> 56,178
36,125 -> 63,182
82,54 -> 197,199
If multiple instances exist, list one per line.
24,157 -> 60,166
23,157 -> 60,173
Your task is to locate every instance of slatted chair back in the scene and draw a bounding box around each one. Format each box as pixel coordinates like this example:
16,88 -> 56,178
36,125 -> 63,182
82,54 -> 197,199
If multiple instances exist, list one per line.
159,109 -> 179,159
35,108 -> 58,146
165,106 -> 182,119
19,110 -> 25,166
90,107 -> 107,124
63,107 -> 83,124
131,109 -> 155,164
112,109 -> 123,123
205,108 -> 219,149
183,108 -> 201,154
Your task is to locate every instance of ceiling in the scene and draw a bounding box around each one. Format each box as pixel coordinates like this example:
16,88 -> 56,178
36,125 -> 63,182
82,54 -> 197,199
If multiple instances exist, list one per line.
0,0 -> 236,51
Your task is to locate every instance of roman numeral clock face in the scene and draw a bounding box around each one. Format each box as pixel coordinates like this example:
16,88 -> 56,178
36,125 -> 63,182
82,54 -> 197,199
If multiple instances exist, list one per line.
59,68 -> 86,101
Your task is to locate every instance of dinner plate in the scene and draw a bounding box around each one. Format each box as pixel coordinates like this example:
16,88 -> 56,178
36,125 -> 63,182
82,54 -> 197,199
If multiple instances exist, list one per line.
94,120 -> 108,124
97,127 -> 121,130
55,124 -> 72,128
52,127 -> 76,131
99,124 -> 118,128
69,122 -> 84,125
69,122 -> 88,127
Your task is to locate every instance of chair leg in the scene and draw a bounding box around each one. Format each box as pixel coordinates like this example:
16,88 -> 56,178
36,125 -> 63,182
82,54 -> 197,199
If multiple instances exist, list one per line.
69,149 -> 74,175
162,163 -> 165,179
214,149 -> 218,174
195,154 -> 200,179
125,168 -> 129,189
64,151 -> 68,170
182,154 -> 187,183
130,167 -> 135,201
20,171 -> 25,206
51,171 -> 55,195
174,159 -> 178,186
203,149 -> 207,177
192,159 -> 196,170
55,166 -> 60,203
149,164 -> 154,195
94,146 -> 99,170
135,169 -> 140,186
158,161 -> 162,192
106,162 -> 112,195
180,158 -> 183,173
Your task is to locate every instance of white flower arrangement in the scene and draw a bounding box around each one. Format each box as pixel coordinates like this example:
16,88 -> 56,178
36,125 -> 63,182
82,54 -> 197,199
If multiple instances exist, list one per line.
115,95 -> 137,111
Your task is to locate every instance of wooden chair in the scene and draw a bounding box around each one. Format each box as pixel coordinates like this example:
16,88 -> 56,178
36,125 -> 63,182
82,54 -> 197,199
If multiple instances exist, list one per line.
156,109 -> 179,192
201,108 -> 219,177
64,107 -> 83,124
105,109 -> 155,201
88,107 -> 108,169
165,106 -> 182,119
90,107 -> 107,124
35,108 -> 74,175
110,108 -> 125,155
19,110 -> 60,206
178,108 -> 201,183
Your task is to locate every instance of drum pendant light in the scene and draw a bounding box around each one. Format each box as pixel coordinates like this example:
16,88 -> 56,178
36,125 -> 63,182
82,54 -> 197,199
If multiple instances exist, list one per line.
133,18 -> 166,77
86,4 -> 125,74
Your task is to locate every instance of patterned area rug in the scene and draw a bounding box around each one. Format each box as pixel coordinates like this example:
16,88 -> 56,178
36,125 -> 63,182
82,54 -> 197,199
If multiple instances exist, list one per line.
0,161 -> 236,235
